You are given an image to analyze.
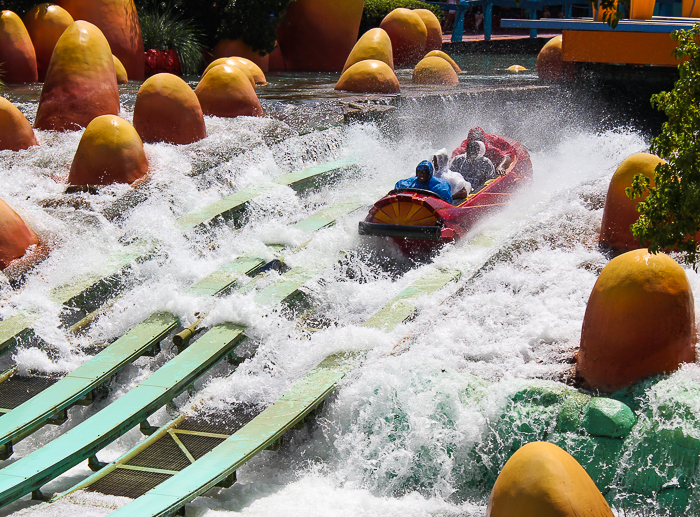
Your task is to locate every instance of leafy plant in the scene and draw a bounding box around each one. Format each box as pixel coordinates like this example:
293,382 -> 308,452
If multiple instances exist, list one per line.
217,0 -> 294,55
139,8 -> 205,75
361,0 -> 445,36
135,0 -> 292,56
627,25 -> 700,265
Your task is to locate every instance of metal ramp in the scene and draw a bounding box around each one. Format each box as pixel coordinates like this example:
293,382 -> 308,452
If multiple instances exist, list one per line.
0,248 -> 337,508
0,158 -> 357,357
54,268 -> 462,516
0,199 -> 366,460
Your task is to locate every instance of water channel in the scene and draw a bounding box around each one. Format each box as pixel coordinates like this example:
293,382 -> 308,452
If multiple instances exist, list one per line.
0,51 -> 693,516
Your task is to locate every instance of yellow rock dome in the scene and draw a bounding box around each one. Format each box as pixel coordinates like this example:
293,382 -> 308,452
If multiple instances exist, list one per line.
133,73 -> 206,145
335,59 -> 400,93
380,8 -> 427,67
486,442 -> 614,517
599,152 -> 664,252
0,96 -> 38,151
578,249 -> 696,392
34,20 -> 119,131
425,50 -> 461,73
0,197 -> 39,270
342,28 -> 394,73
0,10 -> 38,84
23,3 -> 73,82
413,56 -> 459,86
195,64 -> 263,118
202,58 -> 256,89
413,9 -> 442,52
68,115 -> 148,186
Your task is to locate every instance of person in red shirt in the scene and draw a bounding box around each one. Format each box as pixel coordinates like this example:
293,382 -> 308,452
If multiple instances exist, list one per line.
451,127 -> 516,173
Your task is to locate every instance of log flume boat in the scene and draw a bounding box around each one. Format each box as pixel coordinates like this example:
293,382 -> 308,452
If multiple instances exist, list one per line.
358,136 -> 533,256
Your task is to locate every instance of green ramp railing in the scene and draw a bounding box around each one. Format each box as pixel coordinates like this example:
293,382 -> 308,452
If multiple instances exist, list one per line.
0,199 -> 366,460
56,268 -> 461,516
0,158 -> 357,358
0,245 -> 342,508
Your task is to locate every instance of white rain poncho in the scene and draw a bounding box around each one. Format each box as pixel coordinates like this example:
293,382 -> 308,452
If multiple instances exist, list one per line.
432,148 -> 471,196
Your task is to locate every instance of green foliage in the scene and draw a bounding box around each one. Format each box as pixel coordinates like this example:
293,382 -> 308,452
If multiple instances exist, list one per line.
360,0 -> 445,36
134,0 -> 292,55
0,0 -> 35,16
595,0 -> 631,29
217,0 -> 293,55
139,8 -> 205,75
627,25 -> 700,265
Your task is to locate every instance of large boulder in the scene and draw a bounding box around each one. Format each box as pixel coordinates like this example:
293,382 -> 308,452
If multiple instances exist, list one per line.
380,8 -> 427,68
133,73 -> 205,145
194,64 -> 262,118
600,153 -> 664,252
342,28 -> 394,73
212,39 -> 269,73
0,197 -> 39,270
413,9 -> 442,52
0,10 -> 38,84
23,3 -> 73,82
0,96 -> 38,151
68,115 -> 148,186
413,56 -> 459,86
56,0 -> 144,79
34,21 -> 119,131
335,59 -> 400,93
277,0 -> 364,71
578,249 -> 696,392
486,442 -> 614,517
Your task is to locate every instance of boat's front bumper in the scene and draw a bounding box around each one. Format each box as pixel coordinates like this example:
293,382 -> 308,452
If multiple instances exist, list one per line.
358,222 -> 455,241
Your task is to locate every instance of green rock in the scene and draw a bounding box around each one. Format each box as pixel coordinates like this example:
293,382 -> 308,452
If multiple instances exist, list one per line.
582,397 -> 636,438
549,432 -> 623,492
657,487 -> 691,514
511,382 -> 571,406
556,392 -> 591,433
622,426 -> 700,496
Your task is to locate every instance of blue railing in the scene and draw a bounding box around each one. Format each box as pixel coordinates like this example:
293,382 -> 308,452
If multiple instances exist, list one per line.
426,0 -> 671,40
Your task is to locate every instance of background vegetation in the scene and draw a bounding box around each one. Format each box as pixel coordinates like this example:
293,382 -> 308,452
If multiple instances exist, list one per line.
134,0 -> 293,55
628,25 -> 700,265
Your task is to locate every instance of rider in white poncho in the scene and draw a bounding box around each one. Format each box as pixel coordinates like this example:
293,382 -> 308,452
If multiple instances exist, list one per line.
431,148 -> 471,200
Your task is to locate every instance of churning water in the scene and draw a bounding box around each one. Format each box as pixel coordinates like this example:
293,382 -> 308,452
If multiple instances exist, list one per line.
1,66 -> 695,517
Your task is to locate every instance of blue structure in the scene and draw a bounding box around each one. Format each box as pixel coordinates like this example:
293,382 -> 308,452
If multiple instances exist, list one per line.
427,0 -> 682,40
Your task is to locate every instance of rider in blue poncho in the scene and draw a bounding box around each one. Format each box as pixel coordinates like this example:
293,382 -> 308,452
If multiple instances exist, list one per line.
395,160 -> 453,203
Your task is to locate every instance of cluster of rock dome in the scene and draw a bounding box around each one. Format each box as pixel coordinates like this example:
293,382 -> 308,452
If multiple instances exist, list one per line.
0,2 -> 270,272
335,8 -> 463,93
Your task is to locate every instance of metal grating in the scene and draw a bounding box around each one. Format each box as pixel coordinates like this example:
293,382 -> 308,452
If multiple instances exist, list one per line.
178,402 -> 266,436
175,433 -> 226,460
125,434 -> 192,472
86,467 -> 172,499
0,375 -> 59,410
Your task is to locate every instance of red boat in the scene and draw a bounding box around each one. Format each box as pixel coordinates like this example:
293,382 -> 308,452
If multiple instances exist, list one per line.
358,136 -> 533,256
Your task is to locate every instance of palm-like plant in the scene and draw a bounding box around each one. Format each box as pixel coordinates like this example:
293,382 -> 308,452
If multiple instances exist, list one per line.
139,8 -> 205,75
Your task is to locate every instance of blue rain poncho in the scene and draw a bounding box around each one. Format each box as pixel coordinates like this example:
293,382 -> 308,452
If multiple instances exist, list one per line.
395,160 -> 453,203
